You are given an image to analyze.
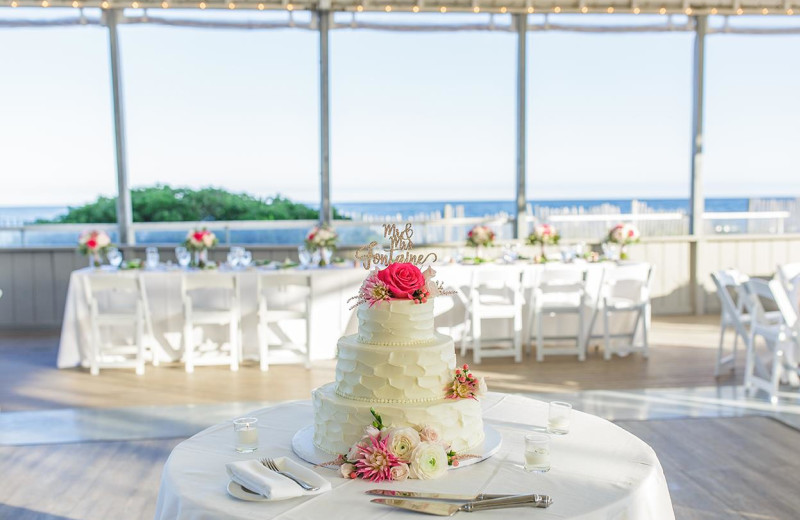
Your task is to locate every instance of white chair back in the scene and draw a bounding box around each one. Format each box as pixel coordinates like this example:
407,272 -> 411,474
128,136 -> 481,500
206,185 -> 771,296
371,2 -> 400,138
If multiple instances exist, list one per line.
258,273 -> 312,290
604,264 -> 652,303
539,265 -> 586,286
742,278 -> 776,326
777,263 -> 800,312
711,270 -> 748,326
181,272 -> 239,311
182,272 -> 237,291
769,279 -> 799,334
84,273 -> 141,295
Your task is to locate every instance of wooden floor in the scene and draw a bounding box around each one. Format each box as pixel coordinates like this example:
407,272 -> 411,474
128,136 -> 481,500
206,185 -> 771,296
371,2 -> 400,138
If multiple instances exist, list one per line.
1,416 -> 796,520
0,315 -> 741,412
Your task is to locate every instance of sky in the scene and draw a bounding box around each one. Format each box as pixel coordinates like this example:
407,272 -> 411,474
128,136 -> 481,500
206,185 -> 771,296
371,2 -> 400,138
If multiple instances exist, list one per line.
0,9 -> 799,207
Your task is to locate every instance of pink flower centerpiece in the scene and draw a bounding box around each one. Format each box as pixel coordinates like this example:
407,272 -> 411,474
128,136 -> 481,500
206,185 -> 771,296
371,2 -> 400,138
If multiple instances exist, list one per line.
183,228 -> 218,267
526,223 -> 560,262
607,223 -> 640,260
78,230 -> 112,268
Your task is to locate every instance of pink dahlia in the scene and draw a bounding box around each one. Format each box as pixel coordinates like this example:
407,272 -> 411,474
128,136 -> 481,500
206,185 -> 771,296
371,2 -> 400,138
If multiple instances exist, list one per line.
354,434 -> 400,482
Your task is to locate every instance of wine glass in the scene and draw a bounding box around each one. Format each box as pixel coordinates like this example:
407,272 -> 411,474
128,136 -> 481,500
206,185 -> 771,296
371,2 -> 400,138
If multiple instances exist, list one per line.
240,250 -> 253,268
227,250 -> 240,269
298,246 -> 312,268
145,247 -> 160,270
106,247 -> 123,269
175,247 -> 191,269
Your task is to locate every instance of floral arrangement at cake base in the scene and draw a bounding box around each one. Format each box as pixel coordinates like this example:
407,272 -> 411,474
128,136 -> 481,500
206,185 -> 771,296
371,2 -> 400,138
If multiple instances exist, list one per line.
78,230 -> 112,268
606,223 -> 640,260
184,228 -> 218,267
526,224 -> 560,263
305,225 -> 338,266
466,225 -> 495,259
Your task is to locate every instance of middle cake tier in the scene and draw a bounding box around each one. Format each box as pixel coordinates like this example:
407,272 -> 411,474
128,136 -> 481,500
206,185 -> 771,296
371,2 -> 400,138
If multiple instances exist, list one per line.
335,332 -> 456,403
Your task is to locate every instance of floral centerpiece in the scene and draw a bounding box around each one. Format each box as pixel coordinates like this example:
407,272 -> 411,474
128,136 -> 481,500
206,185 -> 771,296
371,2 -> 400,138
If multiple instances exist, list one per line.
606,223 -> 640,260
526,224 -> 560,262
184,228 -> 218,267
305,225 -> 338,266
78,230 -> 112,268
466,225 -> 495,248
350,263 -> 451,309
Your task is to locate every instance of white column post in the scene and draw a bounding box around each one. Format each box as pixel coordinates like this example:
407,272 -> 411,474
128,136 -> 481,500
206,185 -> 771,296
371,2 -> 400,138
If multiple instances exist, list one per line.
689,15 -> 707,314
318,10 -> 332,226
514,13 -> 528,241
105,9 -> 134,245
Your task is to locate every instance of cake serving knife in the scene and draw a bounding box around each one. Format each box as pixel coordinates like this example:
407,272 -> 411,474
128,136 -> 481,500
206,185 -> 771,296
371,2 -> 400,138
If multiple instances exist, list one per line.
366,489 -> 514,501
370,495 -> 553,516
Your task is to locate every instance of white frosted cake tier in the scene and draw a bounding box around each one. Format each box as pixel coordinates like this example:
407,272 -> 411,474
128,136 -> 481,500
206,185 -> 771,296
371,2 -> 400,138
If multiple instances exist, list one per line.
312,382 -> 485,455
335,333 -> 456,403
356,300 -> 435,345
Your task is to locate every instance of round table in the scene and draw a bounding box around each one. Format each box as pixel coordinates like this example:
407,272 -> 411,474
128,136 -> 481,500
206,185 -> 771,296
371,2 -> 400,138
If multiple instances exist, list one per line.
154,393 -> 675,520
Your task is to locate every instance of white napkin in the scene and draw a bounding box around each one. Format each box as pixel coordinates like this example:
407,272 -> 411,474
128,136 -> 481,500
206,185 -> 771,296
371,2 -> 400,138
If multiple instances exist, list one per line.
225,457 -> 331,500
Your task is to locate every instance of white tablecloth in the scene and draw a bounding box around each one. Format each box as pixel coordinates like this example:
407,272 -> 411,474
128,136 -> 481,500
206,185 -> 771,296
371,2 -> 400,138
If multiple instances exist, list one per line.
154,393 -> 674,520
58,262 -> 649,368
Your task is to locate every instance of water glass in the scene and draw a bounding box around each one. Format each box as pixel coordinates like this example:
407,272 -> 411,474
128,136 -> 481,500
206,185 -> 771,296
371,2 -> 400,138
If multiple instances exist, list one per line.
548,401 -> 572,435
227,250 -> 240,269
145,247 -> 160,270
106,247 -> 123,269
524,433 -> 551,473
298,246 -> 312,268
175,247 -> 191,269
233,417 -> 259,453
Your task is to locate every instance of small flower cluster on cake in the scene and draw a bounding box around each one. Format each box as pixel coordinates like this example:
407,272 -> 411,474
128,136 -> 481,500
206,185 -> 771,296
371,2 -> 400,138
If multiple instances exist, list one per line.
446,364 -> 487,401
350,262 -> 451,308
333,409 -> 469,482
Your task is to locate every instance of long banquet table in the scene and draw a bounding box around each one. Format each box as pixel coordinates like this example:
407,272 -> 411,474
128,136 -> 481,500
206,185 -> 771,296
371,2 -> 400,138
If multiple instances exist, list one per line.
154,393 -> 674,519
58,262 -> 649,368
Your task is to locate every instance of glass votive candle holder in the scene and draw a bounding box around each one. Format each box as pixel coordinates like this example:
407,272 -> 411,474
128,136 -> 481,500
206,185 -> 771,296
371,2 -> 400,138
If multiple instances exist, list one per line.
524,433 -> 551,473
233,417 -> 259,453
547,401 -> 572,435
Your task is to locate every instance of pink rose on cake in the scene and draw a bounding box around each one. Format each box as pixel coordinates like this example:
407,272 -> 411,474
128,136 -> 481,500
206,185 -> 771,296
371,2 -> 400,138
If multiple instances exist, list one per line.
377,262 -> 426,299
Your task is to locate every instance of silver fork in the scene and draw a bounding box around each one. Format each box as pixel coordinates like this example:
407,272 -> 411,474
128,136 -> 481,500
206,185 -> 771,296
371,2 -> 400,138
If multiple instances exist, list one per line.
260,458 -> 320,491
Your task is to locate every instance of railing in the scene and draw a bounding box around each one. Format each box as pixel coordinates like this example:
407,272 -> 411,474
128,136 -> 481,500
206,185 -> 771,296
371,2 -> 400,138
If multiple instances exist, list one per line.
0,209 -> 793,248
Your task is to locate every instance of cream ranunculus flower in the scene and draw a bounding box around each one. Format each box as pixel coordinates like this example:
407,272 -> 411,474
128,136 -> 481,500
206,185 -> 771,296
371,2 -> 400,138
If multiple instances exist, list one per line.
390,462 -> 410,481
409,441 -> 448,480
387,427 -> 420,462
96,232 -> 111,247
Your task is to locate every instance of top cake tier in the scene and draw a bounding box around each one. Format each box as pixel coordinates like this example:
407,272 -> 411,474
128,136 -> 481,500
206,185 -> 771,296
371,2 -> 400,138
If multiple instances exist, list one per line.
357,300 -> 435,345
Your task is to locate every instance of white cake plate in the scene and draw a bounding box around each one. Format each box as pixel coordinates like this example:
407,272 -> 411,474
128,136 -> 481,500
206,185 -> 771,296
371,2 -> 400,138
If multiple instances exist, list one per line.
291,424 -> 501,470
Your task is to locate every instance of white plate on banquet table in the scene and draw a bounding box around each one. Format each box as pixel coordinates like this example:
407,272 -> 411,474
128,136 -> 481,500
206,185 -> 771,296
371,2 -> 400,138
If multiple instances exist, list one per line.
291,424 -> 502,470
227,481 -> 273,502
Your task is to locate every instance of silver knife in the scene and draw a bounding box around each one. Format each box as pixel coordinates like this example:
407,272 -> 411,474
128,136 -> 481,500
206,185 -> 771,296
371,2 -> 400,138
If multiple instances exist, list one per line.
366,489 -> 514,501
371,495 -> 553,516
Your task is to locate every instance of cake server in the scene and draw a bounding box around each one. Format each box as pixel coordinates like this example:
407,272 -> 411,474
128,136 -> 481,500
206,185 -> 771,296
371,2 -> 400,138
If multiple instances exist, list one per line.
371,495 -> 553,516
366,489 -> 515,501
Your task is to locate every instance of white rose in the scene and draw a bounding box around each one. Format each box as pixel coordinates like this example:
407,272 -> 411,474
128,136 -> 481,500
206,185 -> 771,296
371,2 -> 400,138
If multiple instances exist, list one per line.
408,442 -> 448,480
387,427 -> 420,462
417,425 -> 440,443
390,462 -> 410,481
339,462 -> 355,479
202,232 -> 216,248
96,232 -> 111,247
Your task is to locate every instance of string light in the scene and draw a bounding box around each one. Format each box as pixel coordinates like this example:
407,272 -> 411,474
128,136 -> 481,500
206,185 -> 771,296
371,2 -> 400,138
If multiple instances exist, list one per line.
72,0 -> 79,6
286,2 -> 293,10
10,0 -> 18,6
633,6 -> 640,13
258,3 -> 264,9
761,7 -> 768,13
356,4 -> 363,11
580,5 -> 588,12
161,1 -> 168,7
527,5 -> 533,12
499,5 -> 506,12
607,6 -> 614,12
41,0 -> 49,6
199,1 -> 206,7
658,6 -> 666,14
228,1 -> 235,8
684,7 -> 692,14
439,5 -> 446,11
473,5 -> 480,12
384,4 -> 391,11
131,1 -> 138,6
710,7 -> 717,14
101,0 -> 109,7
553,5 -> 561,12
736,7 -> 743,14
788,8 -> 795,14
412,5 -> 419,11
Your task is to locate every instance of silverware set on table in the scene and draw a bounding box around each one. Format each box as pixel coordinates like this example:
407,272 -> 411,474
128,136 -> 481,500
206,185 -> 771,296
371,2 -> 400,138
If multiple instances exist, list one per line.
244,458 -> 552,515
367,489 -> 552,516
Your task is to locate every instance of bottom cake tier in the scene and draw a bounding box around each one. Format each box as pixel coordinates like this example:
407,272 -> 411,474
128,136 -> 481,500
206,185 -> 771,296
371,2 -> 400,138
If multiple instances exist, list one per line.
312,382 -> 485,456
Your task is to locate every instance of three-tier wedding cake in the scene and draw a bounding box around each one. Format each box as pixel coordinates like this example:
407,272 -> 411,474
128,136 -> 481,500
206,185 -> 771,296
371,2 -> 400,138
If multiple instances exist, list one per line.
311,296 -> 485,455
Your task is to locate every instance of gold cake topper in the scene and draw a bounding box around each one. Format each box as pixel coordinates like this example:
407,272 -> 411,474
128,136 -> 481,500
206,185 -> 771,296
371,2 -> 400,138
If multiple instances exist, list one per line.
354,222 -> 438,270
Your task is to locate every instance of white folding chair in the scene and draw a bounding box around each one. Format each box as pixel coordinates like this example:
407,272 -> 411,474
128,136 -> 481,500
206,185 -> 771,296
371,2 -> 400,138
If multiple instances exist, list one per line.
82,273 -> 146,376
711,270 -> 750,376
777,263 -> 800,314
599,264 -> 653,360
181,272 -> 241,373
530,265 -> 588,362
461,268 -> 523,364
741,279 -> 799,404
257,272 -> 312,371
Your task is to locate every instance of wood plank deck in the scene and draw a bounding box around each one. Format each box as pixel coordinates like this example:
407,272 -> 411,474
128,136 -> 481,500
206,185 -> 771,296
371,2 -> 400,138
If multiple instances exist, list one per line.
0,315 -> 738,412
